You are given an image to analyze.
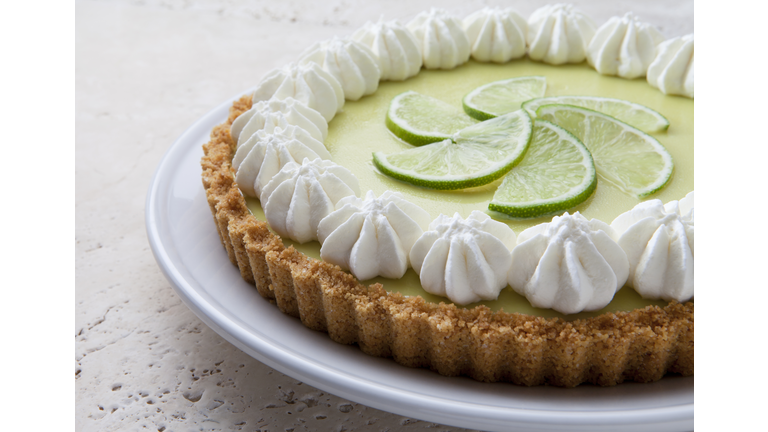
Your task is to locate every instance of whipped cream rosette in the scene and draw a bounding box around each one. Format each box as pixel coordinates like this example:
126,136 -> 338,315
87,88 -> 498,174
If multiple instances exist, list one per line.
463,7 -> 527,63
508,212 -> 629,314
317,191 -> 431,280
260,158 -> 360,244
251,62 -> 344,122
611,192 -> 694,302
351,18 -> 422,81
407,8 -> 471,70
647,34 -> 694,98
527,3 -> 596,65
232,124 -> 331,198
299,37 -> 381,102
587,13 -> 664,79
231,97 -> 328,146
410,211 -> 516,305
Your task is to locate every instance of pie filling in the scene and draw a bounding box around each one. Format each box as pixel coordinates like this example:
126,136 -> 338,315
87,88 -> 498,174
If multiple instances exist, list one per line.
243,58 -> 693,321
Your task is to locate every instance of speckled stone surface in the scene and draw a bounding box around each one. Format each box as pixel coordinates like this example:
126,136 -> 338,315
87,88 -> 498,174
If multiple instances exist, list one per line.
75,1 -> 693,431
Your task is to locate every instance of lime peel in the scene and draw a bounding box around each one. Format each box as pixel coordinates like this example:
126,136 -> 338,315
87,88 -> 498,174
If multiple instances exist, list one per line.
536,104 -> 674,198
522,96 -> 670,133
373,110 -> 534,190
462,76 -> 547,120
489,120 -> 597,218
385,91 -> 477,146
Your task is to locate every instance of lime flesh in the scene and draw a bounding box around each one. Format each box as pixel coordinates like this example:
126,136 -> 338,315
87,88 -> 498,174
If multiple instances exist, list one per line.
463,76 -> 546,120
522,96 -> 670,133
537,104 -> 674,198
373,110 -> 533,190
490,120 -> 596,218
386,90 -> 477,146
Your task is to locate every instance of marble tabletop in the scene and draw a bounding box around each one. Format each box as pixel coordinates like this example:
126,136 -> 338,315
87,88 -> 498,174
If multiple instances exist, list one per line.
75,1 -> 693,430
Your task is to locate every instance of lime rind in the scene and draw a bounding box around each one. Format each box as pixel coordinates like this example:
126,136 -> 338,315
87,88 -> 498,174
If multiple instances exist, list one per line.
373,142 -> 523,190
385,114 -> 446,146
462,76 -> 547,120
461,101 -> 497,122
536,104 -> 674,198
372,110 -> 534,190
386,91 -> 477,146
522,96 -> 670,133
489,120 -> 597,218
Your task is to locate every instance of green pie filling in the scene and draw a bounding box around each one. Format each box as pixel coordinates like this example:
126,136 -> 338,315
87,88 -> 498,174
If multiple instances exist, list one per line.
244,58 -> 694,321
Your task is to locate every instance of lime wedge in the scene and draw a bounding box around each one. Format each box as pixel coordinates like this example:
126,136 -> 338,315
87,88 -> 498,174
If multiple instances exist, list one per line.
373,110 -> 533,190
462,76 -> 546,121
489,120 -> 596,218
537,104 -> 674,198
522,96 -> 670,133
386,91 -> 478,146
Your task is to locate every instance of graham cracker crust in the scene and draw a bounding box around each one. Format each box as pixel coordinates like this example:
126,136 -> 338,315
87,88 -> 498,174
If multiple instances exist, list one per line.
200,95 -> 693,387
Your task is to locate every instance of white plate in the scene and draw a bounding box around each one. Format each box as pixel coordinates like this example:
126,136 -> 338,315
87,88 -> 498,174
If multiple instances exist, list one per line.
145,94 -> 694,432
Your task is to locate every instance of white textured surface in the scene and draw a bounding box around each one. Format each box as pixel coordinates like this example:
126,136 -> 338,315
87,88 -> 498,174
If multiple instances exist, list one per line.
75,0 -> 692,430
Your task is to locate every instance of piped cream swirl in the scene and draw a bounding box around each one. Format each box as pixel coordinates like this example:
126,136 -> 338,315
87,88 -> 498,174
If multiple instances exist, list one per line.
232,125 -> 331,198
351,18 -> 422,81
251,62 -> 344,122
508,212 -> 629,314
261,158 -> 360,244
317,191 -> 432,280
299,37 -> 381,101
410,211 -> 516,305
647,34 -> 694,98
611,192 -> 694,302
463,7 -> 527,63
587,13 -> 664,79
527,3 -> 596,65
231,97 -> 328,146
407,8 -> 471,70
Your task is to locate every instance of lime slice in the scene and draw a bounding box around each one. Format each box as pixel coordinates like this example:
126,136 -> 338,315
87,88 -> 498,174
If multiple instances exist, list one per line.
462,76 -> 546,121
489,120 -> 596,218
537,104 -> 674,197
373,110 -> 533,190
522,96 -> 670,133
386,91 -> 478,146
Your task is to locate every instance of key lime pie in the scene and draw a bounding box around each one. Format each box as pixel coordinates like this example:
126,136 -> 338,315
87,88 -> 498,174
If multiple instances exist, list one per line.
201,4 -> 693,387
